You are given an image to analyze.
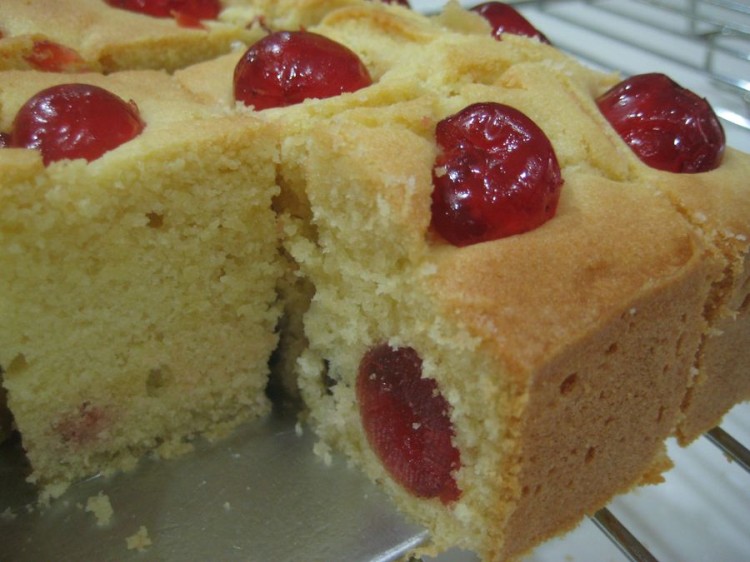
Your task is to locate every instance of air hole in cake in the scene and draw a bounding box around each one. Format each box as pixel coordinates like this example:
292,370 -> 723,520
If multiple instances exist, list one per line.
605,342 -> 618,355
321,359 -> 337,396
559,373 -> 577,396
585,446 -> 596,464
656,405 -> 666,423
7,353 -> 28,375
146,212 -> 164,229
740,292 -> 750,313
357,343 -> 461,504
146,366 -> 172,396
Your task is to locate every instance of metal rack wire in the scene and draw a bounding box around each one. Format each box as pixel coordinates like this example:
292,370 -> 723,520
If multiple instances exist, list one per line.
589,430 -> 750,562
517,0 -> 750,134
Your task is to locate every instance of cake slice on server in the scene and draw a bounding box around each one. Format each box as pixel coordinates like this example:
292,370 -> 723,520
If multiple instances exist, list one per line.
0,69 -> 283,498
176,2 -> 744,559
281,86 -> 722,562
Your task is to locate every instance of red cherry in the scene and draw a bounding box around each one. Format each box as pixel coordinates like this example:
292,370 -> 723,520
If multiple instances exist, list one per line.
471,2 -> 550,43
233,31 -> 372,110
596,73 -> 725,173
376,0 -> 411,6
357,344 -> 461,504
10,83 -> 145,165
431,102 -> 563,247
104,0 -> 221,21
24,40 -> 89,72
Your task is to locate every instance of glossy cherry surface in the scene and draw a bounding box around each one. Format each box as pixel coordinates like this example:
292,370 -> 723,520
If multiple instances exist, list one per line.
596,73 -> 725,173
357,344 -> 461,504
471,2 -> 550,43
233,31 -> 372,110
431,102 -> 563,246
104,0 -> 220,21
11,83 -> 145,165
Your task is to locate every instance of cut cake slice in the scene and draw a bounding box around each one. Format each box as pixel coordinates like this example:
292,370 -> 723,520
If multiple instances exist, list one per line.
176,3 -> 743,559
0,68 -> 282,498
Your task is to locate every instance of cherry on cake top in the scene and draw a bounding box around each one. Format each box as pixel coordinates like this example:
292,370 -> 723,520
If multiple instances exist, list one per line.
104,0 -> 221,27
597,73 -> 725,173
233,30 -> 373,110
471,1 -> 551,43
431,102 -> 564,247
357,343 -> 462,504
7,83 -> 145,165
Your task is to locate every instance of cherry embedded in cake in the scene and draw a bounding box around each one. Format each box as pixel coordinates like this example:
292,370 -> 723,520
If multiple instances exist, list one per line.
233,31 -> 373,110
10,83 -> 145,165
471,1 -> 550,43
377,0 -> 411,7
23,40 -> 89,72
430,101 -> 563,247
357,344 -> 461,504
104,0 -> 221,21
596,72 -> 725,173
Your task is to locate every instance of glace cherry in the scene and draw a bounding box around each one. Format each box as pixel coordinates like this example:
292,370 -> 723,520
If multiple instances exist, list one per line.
233,31 -> 372,110
357,344 -> 461,504
10,83 -> 145,165
24,40 -> 88,72
471,2 -> 550,43
431,102 -> 563,246
104,0 -> 221,22
377,0 -> 411,6
596,73 -> 725,173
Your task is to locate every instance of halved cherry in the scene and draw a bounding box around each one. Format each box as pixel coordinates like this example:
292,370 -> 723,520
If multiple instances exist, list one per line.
596,73 -> 725,173
357,344 -> 461,504
431,102 -> 563,246
24,40 -> 88,72
233,31 -> 372,110
10,83 -> 145,165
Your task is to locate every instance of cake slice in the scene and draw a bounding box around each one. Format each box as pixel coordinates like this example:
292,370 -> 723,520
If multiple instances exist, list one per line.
278,91 -> 721,562
0,0 -> 264,73
0,68 -> 282,498
176,3 -> 741,559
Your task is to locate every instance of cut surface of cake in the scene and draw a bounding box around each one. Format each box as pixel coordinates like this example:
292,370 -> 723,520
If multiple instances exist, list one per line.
0,68 -> 282,497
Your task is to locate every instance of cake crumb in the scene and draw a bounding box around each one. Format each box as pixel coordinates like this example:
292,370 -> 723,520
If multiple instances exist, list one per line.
85,491 -> 114,527
1,507 -> 16,522
223,501 -> 232,511
126,525 -> 152,552
313,440 -> 333,466
294,421 -> 304,436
